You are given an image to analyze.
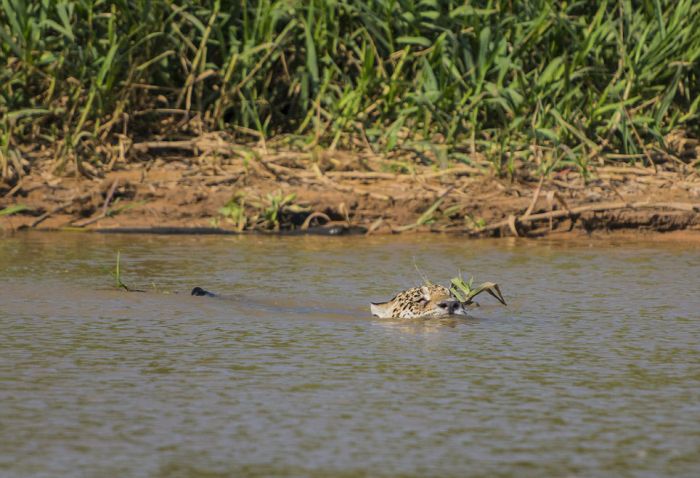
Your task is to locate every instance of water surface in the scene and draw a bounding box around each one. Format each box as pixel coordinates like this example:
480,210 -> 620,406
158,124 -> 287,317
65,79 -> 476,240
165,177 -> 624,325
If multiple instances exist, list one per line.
1,232 -> 699,477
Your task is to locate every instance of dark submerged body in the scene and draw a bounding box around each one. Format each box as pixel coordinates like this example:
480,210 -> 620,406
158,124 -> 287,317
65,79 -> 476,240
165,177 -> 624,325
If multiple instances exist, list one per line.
191,286 -> 217,297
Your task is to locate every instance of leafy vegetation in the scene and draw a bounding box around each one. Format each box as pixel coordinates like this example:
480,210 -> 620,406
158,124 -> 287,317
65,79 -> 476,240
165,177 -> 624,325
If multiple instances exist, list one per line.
1,0 -> 699,181
218,190 -> 310,230
450,275 -> 507,305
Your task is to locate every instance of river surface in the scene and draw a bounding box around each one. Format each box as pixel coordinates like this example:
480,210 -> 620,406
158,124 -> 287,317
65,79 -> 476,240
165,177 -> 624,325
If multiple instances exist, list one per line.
1,232 -> 699,477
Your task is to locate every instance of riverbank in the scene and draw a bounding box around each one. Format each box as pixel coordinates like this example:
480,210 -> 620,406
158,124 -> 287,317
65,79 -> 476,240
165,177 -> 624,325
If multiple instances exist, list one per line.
3,2 -> 699,238
1,136 -> 699,238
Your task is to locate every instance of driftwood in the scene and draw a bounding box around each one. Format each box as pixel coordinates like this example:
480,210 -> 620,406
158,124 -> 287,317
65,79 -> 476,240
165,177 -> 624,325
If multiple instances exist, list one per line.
476,200 -> 700,235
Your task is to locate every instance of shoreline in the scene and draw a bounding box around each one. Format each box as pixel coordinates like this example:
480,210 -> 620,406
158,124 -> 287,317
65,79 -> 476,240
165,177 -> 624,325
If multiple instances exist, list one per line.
2,142 -> 699,238
3,226 -> 700,241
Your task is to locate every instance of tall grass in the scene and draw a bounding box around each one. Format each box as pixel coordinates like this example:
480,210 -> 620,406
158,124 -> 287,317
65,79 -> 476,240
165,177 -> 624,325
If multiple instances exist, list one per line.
1,0 -> 699,180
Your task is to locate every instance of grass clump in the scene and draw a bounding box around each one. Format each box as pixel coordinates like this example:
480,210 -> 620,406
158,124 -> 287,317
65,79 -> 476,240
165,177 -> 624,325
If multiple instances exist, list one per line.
1,0 -> 699,181
218,190 -> 310,231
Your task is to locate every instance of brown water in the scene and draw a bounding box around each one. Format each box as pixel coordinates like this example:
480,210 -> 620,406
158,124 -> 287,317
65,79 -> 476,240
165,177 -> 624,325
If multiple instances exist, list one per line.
1,232 -> 699,477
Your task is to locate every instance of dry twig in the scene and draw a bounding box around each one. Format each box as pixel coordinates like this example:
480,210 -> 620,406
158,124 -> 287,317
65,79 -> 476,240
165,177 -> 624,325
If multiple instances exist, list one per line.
475,200 -> 700,236
31,192 -> 93,228
72,180 -> 120,227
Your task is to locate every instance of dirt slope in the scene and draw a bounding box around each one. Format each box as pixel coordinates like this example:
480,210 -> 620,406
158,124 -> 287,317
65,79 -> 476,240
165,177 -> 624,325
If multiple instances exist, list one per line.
2,140 -> 700,238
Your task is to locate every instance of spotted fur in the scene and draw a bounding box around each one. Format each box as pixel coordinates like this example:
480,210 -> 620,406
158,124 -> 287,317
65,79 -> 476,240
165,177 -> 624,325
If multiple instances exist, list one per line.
370,284 -> 467,319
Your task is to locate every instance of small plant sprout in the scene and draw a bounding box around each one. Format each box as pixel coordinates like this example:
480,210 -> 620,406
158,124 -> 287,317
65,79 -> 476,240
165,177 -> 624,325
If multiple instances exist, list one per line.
450,275 -> 507,306
219,192 -> 247,231
113,251 -> 129,291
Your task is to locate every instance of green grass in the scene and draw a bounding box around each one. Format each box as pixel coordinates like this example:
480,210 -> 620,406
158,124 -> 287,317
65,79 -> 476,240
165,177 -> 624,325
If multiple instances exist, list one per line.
1,0 -> 699,180
218,190 -> 310,231
0,204 -> 29,216
113,250 -> 129,291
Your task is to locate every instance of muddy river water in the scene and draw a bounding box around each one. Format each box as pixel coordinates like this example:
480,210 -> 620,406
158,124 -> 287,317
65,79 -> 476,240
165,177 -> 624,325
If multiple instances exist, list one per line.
1,232 -> 699,477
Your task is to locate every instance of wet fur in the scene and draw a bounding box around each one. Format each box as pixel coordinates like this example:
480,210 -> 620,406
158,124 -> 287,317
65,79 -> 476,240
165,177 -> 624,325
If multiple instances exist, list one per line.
370,284 -> 465,319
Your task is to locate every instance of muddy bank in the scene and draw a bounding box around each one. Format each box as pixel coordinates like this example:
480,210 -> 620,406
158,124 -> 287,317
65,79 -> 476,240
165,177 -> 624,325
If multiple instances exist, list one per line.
1,139 -> 699,238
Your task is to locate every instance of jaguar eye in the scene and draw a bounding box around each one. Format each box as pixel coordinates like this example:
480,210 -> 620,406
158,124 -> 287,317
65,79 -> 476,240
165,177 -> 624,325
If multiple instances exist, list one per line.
437,302 -> 448,309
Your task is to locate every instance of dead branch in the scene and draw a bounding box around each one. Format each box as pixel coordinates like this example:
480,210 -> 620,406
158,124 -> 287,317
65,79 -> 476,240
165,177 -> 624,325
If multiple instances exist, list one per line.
301,211 -> 332,230
31,192 -> 94,228
72,180 -> 120,227
325,171 -> 398,180
521,176 -> 545,220
476,200 -> 700,235
310,164 -> 392,201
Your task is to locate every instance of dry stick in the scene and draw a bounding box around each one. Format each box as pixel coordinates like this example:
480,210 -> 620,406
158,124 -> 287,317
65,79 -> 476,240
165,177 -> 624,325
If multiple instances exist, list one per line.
264,161 -> 312,179
300,211 -> 332,231
73,180 -> 120,227
521,176 -> 545,220
507,215 -> 519,237
604,179 -> 629,204
255,159 -> 288,181
553,192 -> 573,216
5,178 -> 23,197
546,191 -> 555,232
476,201 -> 700,234
421,165 -> 483,179
594,166 -> 660,176
30,192 -> 93,228
365,217 -> 384,236
325,171 -> 398,180
311,164 -> 392,201
132,139 -> 203,153
175,168 -> 248,186
551,192 -> 576,232
204,172 -> 245,187
651,147 -> 688,171
131,135 -> 234,156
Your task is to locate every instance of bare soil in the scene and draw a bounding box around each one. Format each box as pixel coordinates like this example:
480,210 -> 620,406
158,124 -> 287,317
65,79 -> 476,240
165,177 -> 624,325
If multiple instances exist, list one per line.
2,136 -> 700,238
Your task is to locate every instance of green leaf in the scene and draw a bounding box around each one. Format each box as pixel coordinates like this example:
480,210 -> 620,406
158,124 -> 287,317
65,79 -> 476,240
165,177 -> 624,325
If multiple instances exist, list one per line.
396,36 -> 432,47
55,2 -> 75,41
97,43 -> 119,88
449,6 -> 497,18
0,24 -> 21,56
416,196 -> 444,226
0,204 -> 30,216
6,108 -> 51,121
535,128 -> 560,143
450,276 -> 507,305
537,56 -> 564,87
304,4 -> 318,83
42,19 -> 74,41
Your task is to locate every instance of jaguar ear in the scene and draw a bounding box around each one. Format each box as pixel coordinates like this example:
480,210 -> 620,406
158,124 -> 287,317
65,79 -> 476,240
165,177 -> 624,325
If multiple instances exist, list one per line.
370,301 -> 392,318
420,286 -> 431,300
